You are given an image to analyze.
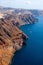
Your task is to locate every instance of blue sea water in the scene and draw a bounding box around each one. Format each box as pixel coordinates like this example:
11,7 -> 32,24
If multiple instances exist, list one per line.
11,16 -> 43,65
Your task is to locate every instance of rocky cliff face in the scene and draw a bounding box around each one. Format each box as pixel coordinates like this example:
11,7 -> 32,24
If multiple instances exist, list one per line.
0,8 -> 37,26
0,8 -> 37,65
2,12 -> 37,26
0,18 -> 28,65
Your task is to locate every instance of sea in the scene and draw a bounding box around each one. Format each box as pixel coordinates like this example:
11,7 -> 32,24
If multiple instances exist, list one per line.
11,16 -> 43,65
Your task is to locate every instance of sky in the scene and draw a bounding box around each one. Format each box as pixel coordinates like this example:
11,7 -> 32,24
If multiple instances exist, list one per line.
0,0 -> 43,10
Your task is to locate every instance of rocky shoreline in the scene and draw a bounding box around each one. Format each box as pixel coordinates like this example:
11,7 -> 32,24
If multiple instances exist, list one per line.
0,18 -> 28,65
0,8 -> 38,65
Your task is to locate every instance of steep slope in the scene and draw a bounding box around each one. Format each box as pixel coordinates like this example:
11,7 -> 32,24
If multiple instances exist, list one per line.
3,12 -> 37,26
0,7 -> 38,26
0,8 -> 37,65
0,18 -> 28,65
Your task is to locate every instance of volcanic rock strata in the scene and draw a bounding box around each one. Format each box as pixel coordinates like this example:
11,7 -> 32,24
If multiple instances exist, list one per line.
0,8 -> 37,65
0,18 -> 27,65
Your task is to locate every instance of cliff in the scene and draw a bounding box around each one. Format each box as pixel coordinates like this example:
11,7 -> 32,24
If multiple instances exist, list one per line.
0,8 -> 37,26
0,8 -> 37,65
0,18 -> 28,65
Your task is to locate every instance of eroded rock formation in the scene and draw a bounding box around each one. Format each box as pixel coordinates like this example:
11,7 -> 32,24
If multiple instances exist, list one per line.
0,8 -> 37,65
0,18 -> 27,65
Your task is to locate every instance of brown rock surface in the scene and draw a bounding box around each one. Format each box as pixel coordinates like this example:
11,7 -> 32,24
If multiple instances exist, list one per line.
0,18 -> 24,65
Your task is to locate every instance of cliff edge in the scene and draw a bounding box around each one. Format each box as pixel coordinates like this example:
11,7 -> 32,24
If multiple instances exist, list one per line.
0,8 -> 37,65
0,18 -> 28,65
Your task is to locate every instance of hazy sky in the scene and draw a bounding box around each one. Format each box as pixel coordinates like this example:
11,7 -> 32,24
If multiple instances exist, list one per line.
0,0 -> 43,10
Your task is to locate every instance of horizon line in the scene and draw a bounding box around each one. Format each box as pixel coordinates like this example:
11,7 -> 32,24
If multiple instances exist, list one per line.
0,5 -> 43,10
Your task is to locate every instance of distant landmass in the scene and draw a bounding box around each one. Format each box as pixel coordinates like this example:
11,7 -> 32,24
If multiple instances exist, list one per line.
0,6 -> 43,16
